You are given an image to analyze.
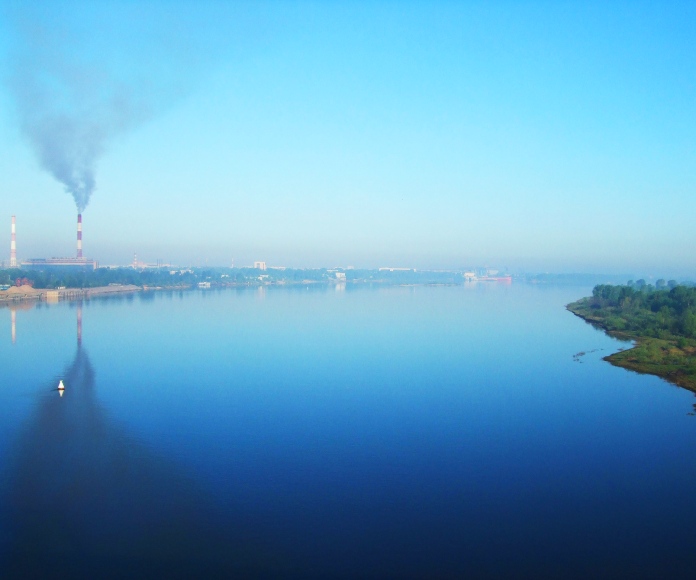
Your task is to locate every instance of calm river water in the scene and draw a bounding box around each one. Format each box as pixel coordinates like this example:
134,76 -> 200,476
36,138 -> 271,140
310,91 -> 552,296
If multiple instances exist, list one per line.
1,283 -> 696,578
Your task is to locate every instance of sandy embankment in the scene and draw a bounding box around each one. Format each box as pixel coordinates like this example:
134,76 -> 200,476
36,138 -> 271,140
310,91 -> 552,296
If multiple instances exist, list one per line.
0,284 -> 141,304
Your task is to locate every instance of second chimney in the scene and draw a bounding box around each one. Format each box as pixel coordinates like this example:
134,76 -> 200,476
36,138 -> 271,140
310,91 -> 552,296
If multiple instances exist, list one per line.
77,213 -> 83,259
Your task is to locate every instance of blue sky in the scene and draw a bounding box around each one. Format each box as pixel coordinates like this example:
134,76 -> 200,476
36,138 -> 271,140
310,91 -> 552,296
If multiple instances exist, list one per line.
0,1 -> 694,274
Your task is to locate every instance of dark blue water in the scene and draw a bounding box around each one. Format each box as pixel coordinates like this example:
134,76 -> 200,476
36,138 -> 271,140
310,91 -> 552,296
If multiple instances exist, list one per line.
2,283 -> 696,578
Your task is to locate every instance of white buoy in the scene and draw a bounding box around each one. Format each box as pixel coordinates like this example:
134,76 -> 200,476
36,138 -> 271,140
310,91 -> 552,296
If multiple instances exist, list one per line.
58,380 -> 65,397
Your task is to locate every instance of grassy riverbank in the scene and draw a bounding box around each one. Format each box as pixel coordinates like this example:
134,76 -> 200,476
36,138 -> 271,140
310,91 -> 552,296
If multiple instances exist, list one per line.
568,284 -> 696,392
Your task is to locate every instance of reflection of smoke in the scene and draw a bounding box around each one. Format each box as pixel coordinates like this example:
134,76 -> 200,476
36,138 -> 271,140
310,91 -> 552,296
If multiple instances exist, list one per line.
76,302 -> 82,346
1,348 -> 274,576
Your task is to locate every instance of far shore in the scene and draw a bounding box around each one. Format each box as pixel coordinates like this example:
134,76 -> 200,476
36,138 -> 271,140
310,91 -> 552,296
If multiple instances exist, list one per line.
0,284 -> 142,305
0,278 -> 510,309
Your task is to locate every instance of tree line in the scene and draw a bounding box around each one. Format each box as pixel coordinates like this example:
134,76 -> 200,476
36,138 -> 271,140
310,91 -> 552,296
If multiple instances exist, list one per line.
0,268 -> 199,289
590,282 -> 696,340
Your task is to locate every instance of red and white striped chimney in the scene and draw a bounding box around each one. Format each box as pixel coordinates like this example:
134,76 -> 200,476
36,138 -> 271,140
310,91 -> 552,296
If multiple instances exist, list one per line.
10,215 -> 16,267
77,213 -> 83,259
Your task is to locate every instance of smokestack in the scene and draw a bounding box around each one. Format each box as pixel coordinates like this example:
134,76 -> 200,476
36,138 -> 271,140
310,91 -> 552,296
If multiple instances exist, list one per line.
77,213 -> 83,259
10,215 -> 16,267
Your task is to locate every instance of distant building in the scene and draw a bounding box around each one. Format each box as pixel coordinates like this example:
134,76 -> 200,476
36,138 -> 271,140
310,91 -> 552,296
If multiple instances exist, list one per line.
22,258 -> 98,271
132,253 -> 170,270
198,281 -> 211,289
254,261 -> 267,270
335,272 -> 346,281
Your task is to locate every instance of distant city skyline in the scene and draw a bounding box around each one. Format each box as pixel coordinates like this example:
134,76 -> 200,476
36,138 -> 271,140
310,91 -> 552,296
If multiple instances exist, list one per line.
1,1 -> 694,276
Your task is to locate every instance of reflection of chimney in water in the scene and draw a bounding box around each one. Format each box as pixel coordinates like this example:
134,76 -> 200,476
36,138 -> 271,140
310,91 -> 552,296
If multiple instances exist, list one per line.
10,215 -> 17,268
77,302 -> 82,346
11,309 -> 16,344
77,214 -> 83,259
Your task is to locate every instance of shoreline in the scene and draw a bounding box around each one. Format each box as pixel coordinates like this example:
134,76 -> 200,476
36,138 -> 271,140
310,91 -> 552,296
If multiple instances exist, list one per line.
0,279 -> 506,308
567,299 -> 696,394
0,284 -> 142,306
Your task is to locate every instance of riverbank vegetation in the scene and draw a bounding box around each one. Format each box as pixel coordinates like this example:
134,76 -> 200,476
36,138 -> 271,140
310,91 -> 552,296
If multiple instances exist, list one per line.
0,268 -> 198,289
0,266 -> 467,290
568,282 -> 696,392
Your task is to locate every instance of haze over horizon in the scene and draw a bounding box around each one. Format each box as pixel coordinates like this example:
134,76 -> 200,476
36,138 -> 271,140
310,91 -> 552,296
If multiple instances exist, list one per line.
0,1 -> 694,276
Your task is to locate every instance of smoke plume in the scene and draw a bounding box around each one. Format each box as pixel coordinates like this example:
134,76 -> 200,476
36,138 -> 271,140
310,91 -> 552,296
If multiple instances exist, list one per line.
7,12 -> 151,213
4,3 -> 263,213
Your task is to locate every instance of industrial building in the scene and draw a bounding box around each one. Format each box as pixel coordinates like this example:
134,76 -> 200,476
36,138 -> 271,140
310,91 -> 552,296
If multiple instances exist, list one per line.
22,257 -> 98,271
9,214 -> 98,271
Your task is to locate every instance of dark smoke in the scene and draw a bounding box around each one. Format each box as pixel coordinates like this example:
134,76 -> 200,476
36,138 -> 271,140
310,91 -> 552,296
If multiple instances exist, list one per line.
20,113 -> 102,213
8,14 -> 150,213
4,3 -> 270,213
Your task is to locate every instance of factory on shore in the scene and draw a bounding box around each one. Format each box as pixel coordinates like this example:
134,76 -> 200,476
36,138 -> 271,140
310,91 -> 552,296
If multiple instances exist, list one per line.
8,214 -> 98,271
